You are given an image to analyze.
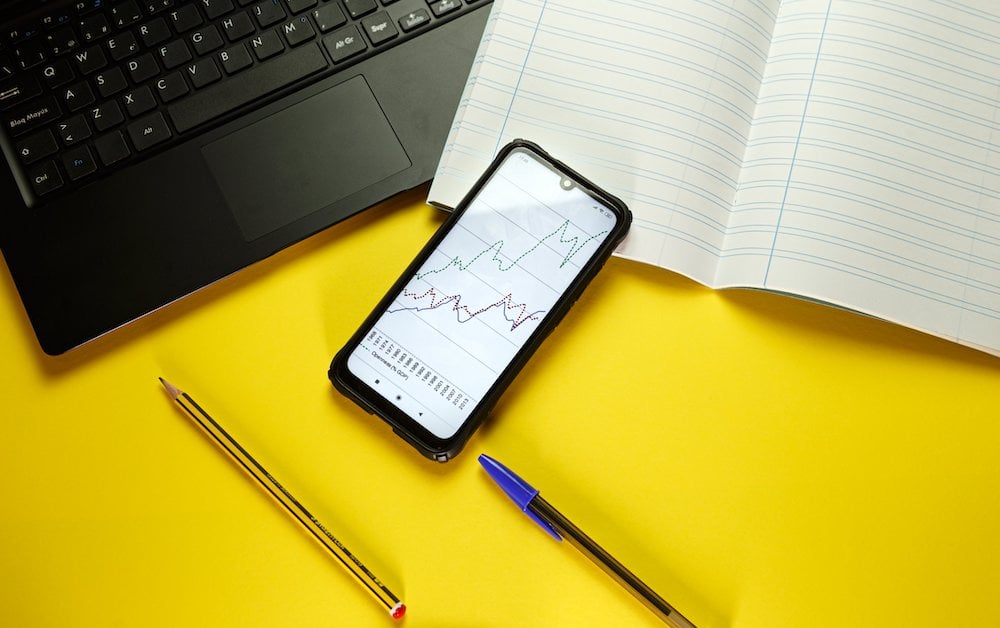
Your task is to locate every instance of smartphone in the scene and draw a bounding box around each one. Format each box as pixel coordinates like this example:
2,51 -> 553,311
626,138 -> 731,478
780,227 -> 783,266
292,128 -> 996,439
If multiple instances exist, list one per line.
328,140 -> 631,461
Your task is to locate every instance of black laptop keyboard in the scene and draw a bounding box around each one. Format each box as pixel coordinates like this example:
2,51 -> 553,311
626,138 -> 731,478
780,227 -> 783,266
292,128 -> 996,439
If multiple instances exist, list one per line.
0,0 -> 488,204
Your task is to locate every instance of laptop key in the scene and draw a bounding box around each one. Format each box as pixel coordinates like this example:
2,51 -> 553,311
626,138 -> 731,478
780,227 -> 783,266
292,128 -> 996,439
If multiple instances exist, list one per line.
429,0 -> 462,17
249,30 -> 284,61
126,52 -> 159,83
168,3 -> 203,32
4,94 -> 62,136
221,12 -> 255,41
342,0 -> 377,19
154,71 -> 189,102
106,31 -> 140,61
91,100 -> 125,131
61,80 -> 96,111
286,0 -> 317,14
46,26 -> 80,56
398,9 -> 430,32
361,12 -> 397,46
311,3 -> 346,32
27,159 -> 63,196
138,18 -> 172,47
72,45 -> 107,74
127,111 -> 171,150
281,17 -> 316,47
79,13 -> 111,42
15,39 -> 47,70
95,67 -> 128,97
168,41 -> 326,133
218,44 -> 253,74
252,0 -> 287,28
94,130 -> 131,166
0,74 -> 42,110
61,144 -> 97,180
324,25 -> 366,62
15,129 -> 58,165
112,0 -> 143,27
42,10 -> 75,30
40,58 -> 77,89
75,0 -> 106,14
191,26 -> 224,55
186,58 -> 222,88
1,53 -> 15,81
145,0 -> 177,14
57,113 -> 92,145
158,39 -> 192,69
202,0 -> 236,20
122,85 -> 157,116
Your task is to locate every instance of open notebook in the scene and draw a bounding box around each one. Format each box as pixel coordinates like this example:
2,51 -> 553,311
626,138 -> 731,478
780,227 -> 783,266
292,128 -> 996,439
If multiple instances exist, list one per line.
429,0 -> 1000,357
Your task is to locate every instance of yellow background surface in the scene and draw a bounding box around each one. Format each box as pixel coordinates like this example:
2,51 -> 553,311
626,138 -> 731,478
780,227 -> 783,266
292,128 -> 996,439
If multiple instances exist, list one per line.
2,187 -> 998,627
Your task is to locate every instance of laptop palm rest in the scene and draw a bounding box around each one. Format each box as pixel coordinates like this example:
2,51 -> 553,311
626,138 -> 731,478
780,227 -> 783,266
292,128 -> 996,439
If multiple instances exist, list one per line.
202,75 -> 411,242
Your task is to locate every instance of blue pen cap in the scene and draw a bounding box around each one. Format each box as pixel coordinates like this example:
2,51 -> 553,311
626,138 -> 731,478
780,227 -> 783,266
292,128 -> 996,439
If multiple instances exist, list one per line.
478,454 -> 562,541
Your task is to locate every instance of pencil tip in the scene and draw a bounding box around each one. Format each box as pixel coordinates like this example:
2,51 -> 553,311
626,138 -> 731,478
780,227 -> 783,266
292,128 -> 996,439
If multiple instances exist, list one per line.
159,377 -> 180,399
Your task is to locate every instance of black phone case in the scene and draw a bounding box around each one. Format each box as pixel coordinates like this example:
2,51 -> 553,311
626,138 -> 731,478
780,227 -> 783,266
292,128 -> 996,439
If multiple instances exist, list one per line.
328,140 -> 632,461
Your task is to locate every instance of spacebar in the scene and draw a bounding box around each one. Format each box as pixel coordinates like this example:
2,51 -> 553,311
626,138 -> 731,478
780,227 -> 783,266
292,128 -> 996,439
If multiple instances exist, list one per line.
168,43 -> 328,134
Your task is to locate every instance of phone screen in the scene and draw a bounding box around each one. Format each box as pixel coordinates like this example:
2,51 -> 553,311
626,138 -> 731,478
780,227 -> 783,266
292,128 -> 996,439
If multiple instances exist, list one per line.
339,145 -> 626,447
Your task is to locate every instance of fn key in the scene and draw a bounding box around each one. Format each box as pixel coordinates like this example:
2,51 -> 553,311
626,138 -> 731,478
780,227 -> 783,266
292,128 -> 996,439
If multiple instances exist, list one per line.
127,112 -> 172,151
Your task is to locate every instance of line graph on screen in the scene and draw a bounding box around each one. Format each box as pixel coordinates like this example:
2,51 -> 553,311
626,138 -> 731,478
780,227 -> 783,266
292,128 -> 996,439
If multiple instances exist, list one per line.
387,213 -> 609,337
388,286 -> 545,331
413,219 -> 610,281
344,148 -> 622,436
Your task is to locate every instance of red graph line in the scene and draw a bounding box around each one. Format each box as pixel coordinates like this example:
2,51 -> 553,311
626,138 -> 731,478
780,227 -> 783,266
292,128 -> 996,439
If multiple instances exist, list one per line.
390,286 -> 545,331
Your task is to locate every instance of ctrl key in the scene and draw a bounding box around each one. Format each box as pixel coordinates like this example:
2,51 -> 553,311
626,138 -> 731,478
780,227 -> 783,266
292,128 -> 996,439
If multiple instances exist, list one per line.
27,160 -> 64,196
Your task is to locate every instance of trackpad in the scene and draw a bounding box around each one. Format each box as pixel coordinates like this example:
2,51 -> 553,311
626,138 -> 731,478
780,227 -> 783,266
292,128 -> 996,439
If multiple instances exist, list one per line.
202,76 -> 411,241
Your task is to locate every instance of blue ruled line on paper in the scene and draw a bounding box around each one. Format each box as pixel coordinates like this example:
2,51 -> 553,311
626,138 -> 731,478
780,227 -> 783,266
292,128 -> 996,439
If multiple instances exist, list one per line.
494,0 -> 549,156
763,0 -> 833,286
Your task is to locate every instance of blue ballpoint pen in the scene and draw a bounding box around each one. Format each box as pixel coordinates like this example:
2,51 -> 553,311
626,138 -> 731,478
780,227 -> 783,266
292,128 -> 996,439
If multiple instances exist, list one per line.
479,454 -> 695,628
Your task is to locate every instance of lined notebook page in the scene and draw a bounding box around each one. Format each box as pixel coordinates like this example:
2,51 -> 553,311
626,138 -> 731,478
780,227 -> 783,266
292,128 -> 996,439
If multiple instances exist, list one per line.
725,0 -> 1000,354
430,0 -> 781,284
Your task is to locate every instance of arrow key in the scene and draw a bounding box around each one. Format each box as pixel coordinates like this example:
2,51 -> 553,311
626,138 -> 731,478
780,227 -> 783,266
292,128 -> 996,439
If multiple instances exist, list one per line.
15,128 -> 58,165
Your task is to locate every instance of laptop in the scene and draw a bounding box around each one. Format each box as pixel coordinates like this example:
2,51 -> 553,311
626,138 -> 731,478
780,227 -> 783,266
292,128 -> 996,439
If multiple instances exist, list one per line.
0,0 -> 492,355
